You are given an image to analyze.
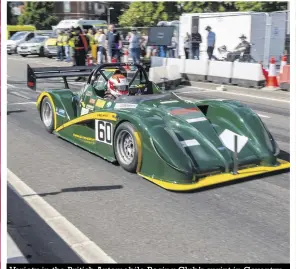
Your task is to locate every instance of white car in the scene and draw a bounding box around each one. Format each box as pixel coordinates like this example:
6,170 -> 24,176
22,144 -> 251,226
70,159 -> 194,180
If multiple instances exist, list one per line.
7,31 -> 35,55
17,36 -> 49,57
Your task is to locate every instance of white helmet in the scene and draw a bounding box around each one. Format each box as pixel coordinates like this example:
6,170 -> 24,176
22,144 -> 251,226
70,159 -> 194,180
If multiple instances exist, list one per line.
107,74 -> 129,97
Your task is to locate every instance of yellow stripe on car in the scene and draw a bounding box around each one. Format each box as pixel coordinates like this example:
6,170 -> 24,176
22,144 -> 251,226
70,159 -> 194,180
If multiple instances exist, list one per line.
56,112 -> 117,132
134,132 -> 142,173
36,92 -> 57,130
138,159 -> 290,191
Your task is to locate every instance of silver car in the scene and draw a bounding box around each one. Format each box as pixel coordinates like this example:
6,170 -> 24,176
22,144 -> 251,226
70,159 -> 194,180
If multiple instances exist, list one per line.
17,36 -> 49,57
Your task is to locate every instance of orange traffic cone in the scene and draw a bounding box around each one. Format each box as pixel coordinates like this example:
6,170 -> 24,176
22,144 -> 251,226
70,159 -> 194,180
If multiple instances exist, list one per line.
266,57 -> 279,88
279,55 -> 287,81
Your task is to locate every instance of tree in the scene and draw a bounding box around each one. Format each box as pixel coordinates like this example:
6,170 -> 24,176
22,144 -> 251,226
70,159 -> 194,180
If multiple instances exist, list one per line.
18,2 -> 58,30
235,2 -> 288,12
119,2 -> 181,27
7,2 -> 17,25
119,1 -> 288,27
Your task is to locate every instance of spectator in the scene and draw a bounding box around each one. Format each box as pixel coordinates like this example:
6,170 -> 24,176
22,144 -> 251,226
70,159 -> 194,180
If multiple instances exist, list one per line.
64,29 -> 71,62
95,29 -> 106,64
168,33 -> 177,58
129,27 -> 141,65
191,26 -> 202,60
106,24 -> 122,62
206,26 -> 216,60
70,27 -> 89,81
184,32 -> 190,59
56,30 -> 64,61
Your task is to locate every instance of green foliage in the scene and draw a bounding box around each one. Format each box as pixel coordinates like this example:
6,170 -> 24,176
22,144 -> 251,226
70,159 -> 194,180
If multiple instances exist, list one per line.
119,2 -> 180,27
18,2 -> 58,30
234,2 -> 288,12
119,1 -> 288,27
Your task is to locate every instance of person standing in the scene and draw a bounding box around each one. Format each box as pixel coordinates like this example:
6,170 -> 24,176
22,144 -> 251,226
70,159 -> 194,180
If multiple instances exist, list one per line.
106,24 -> 122,62
206,26 -> 216,60
95,28 -> 106,64
71,27 -> 89,81
63,29 -> 71,62
129,27 -> 141,65
56,30 -> 64,61
184,32 -> 190,59
191,26 -> 202,60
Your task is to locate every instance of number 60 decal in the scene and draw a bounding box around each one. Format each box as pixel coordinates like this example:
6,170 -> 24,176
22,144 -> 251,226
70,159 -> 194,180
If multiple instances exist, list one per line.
95,120 -> 113,145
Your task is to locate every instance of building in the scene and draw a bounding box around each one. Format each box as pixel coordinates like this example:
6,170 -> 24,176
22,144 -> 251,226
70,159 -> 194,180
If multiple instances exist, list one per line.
53,2 -> 107,21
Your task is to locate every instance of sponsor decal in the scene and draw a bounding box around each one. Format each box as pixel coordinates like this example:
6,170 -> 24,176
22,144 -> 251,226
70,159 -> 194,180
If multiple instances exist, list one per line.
106,101 -> 112,108
81,107 -> 89,115
56,108 -> 66,117
81,101 -> 86,108
95,99 -> 106,108
85,91 -> 92,96
170,107 -> 199,115
94,112 -> 117,121
86,104 -> 94,110
73,134 -> 96,144
219,129 -> 248,153
95,120 -> 113,145
114,103 -> 138,109
186,117 -> 207,123
89,98 -> 96,105
180,139 -> 200,147
160,100 -> 179,104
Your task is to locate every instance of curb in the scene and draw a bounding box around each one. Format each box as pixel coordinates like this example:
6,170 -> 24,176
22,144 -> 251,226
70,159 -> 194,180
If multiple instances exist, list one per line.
7,232 -> 28,264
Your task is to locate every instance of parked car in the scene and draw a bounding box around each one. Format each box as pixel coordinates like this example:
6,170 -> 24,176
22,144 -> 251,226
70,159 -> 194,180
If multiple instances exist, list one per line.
7,31 -> 35,55
17,35 -> 49,57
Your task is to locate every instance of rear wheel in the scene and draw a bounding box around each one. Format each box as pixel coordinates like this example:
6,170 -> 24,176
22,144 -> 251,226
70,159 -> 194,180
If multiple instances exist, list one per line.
41,97 -> 55,133
20,54 -> 27,57
114,122 -> 139,173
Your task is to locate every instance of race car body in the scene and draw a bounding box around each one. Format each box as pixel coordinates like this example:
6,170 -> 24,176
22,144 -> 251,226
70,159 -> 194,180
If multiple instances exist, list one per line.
29,63 -> 289,191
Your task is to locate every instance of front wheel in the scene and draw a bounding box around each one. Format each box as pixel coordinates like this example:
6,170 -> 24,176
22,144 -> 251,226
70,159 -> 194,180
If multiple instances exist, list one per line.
114,122 -> 139,173
41,97 -> 55,133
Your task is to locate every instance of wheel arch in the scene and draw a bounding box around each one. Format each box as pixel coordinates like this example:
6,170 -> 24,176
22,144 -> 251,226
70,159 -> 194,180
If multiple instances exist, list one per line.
113,119 -> 143,173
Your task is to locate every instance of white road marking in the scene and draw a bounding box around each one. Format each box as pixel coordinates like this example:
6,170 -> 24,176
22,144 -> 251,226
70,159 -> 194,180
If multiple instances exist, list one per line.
177,87 -> 290,103
7,169 -> 116,263
10,92 -> 31,100
7,84 -> 18,88
7,102 -> 36,105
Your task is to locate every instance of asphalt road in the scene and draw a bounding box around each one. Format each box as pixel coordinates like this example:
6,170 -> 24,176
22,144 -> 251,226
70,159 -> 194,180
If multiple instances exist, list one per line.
7,55 -> 290,263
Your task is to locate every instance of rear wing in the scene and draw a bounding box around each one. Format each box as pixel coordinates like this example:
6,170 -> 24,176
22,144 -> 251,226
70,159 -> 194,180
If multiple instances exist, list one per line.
27,64 -> 95,91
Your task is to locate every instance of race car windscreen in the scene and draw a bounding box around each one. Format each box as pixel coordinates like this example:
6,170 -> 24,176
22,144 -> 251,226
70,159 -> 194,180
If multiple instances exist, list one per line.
147,26 -> 174,46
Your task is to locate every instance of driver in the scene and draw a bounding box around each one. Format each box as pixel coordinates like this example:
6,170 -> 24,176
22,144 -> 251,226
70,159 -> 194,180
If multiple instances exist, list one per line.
104,73 -> 129,100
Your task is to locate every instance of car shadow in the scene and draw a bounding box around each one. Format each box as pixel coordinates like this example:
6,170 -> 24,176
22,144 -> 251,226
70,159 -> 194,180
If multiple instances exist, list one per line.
7,109 -> 27,115
279,150 -> 290,162
23,185 -> 123,197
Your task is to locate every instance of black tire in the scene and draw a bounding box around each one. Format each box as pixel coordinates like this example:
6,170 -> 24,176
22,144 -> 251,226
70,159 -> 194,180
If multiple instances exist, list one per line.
20,54 -> 27,57
47,56 -> 53,59
8,53 -> 12,55
41,97 -> 55,133
114,122 -> 139,173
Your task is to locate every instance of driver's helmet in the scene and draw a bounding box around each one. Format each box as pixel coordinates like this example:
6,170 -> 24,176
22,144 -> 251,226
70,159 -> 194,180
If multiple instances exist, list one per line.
107,74 -> 129,98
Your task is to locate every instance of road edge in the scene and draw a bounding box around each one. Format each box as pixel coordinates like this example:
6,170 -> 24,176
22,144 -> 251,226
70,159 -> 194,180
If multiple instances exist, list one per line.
7,169 -> 116,263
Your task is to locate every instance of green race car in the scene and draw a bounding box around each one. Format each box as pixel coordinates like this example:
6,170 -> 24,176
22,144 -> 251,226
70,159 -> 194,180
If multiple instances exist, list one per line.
29,63 -> 289,191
